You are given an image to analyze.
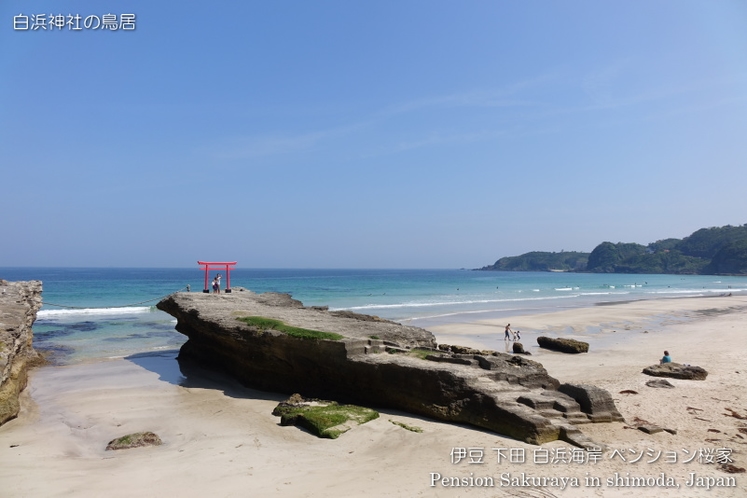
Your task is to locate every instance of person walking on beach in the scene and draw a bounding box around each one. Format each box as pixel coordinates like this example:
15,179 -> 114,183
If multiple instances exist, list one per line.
504,324 -> 513,341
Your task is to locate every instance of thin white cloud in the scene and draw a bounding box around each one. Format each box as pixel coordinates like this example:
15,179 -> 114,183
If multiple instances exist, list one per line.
208,121 -> 371,159
377,74 -> 556,117
205,77 -> 555,160
205,67 -> 747,161
383,129 -> 510,155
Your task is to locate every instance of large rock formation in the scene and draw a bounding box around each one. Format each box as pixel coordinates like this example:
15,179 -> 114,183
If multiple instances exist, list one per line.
158,289 -> 624,446
0,280 -> 43,426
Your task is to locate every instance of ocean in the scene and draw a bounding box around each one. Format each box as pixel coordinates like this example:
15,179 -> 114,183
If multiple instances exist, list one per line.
2,267 -> 746,365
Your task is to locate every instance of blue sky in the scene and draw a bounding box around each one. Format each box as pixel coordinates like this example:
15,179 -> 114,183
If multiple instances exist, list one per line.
2,1 -> 746,268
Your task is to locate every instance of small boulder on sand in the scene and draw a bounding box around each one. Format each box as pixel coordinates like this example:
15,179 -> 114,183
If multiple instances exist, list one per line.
537,336 -> 589,354
106,431 -> 162,451
642,363 -> 707,380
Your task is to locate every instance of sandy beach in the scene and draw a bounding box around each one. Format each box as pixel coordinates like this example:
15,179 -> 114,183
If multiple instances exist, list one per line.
1,296 -> 745,497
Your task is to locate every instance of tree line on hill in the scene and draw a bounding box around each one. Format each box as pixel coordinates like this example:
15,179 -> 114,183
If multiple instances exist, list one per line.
479,224 -> 747,275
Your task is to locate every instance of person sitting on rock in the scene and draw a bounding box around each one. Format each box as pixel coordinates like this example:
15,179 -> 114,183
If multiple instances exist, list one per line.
660,350 -> 672,364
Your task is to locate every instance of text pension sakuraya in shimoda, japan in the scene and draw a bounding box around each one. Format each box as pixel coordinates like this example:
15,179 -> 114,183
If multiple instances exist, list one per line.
13,13 -> 136,31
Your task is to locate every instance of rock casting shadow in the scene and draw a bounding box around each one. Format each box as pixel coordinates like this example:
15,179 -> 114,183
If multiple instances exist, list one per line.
124,350 -> 287,403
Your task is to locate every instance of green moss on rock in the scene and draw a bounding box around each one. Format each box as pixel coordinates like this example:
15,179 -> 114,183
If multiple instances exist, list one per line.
238,316 -> 343,340
273,398 -> 379,439
389,419 -> 423,433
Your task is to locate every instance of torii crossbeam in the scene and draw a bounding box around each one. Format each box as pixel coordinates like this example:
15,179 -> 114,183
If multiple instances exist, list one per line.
198,261 -> 237,293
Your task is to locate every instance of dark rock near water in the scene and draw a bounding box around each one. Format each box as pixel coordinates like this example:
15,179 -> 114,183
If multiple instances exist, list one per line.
157,289 -> 625,446
513,342 -> 531,355
642,363 -> 708,380
32,343 -> 74,366
0,280 -> 43,426
537,336 -> 589,354
68,321 -> 98,332
34,328 -> 75,340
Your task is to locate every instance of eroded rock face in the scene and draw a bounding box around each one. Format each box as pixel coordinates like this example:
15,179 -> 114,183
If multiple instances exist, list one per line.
537,336 -> 589,354
158,289 -> 623,446
557,383 -> 625,423
642,363 -> 708,380
0,280 -> 43,426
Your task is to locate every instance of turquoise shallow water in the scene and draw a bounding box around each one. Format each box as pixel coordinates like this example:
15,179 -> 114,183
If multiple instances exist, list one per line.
2,268 -> 746,364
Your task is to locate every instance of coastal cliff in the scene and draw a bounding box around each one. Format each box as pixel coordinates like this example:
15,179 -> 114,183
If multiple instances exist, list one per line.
158,288 -> 623,445
0,280 -> 43,426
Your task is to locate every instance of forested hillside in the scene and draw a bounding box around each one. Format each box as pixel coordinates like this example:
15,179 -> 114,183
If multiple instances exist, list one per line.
479,224 -> 747,275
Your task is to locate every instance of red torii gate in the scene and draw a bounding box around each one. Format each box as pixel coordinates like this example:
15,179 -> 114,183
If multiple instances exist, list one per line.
198,261 -> 237,293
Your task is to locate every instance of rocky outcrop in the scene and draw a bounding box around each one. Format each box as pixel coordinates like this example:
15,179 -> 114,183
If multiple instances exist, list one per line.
537,336 -> 589,354
158,289 -> 624,446
0,280 -> 43,426
557,383 -> 625,423
642,363 -> 708,380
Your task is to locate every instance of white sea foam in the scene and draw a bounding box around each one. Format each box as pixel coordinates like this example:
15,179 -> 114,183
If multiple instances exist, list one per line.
331,294 -> 580,312
644,288 -> 743,295
38,306 -> 153,319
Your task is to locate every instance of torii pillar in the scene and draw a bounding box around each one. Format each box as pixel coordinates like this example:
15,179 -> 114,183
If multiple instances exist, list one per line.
198,261 -> 237,293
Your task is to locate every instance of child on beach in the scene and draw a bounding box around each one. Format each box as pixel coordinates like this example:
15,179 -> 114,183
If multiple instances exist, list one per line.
660,350 -> 672,364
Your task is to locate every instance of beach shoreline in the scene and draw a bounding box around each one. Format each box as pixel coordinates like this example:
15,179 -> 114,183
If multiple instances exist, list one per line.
1,296 -> 745,497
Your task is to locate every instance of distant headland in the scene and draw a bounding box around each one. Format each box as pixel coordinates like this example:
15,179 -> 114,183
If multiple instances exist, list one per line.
478,224 -> 747,275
